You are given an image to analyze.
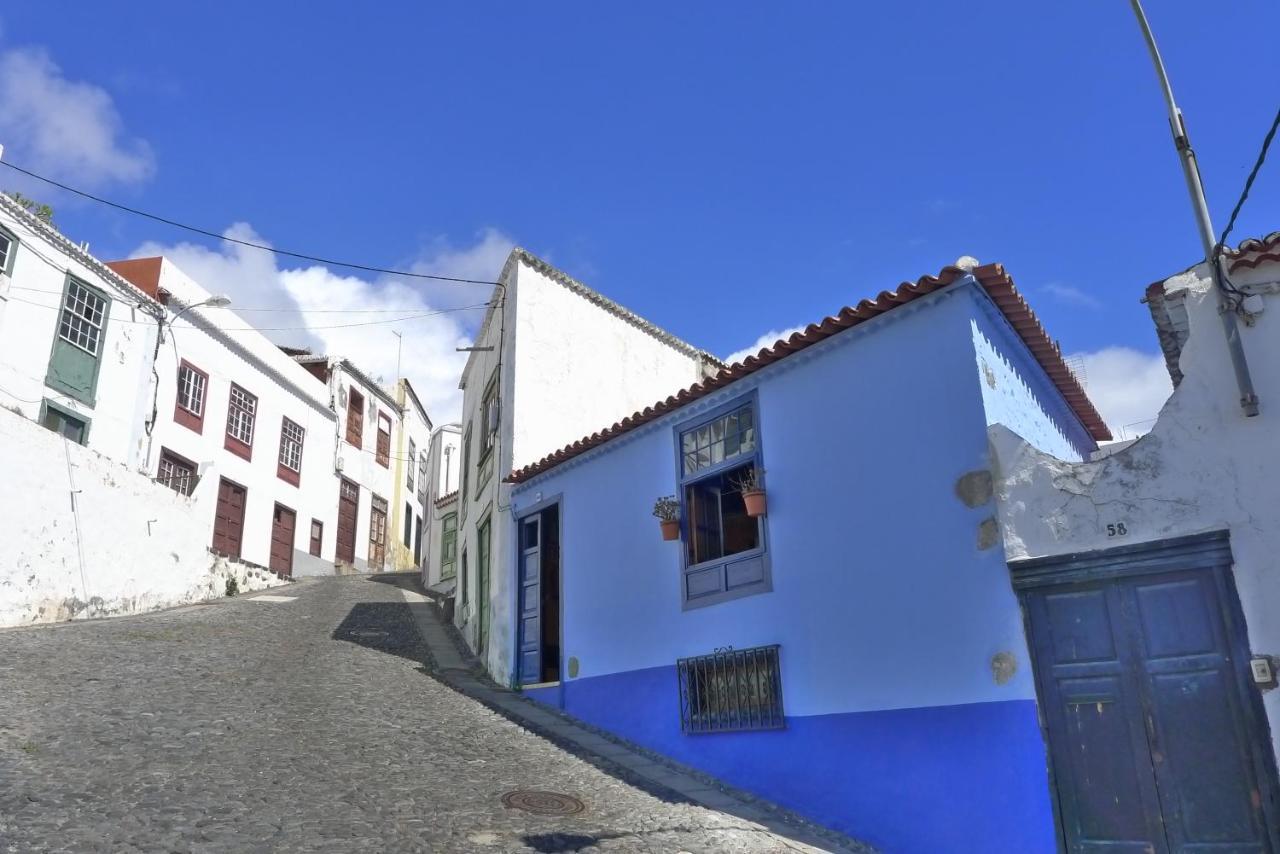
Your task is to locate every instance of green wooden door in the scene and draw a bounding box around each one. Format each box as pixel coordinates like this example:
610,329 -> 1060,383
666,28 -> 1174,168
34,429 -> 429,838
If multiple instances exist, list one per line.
477,516 -> 491,655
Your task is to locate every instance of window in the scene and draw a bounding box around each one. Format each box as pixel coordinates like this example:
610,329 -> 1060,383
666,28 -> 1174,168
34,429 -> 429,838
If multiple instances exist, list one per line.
276,416 -> 305,485
477,514 -> 492,652
57,279 -> 107,356
460,548 -> 469,603
157,448 -> 198,496
677,645 -> 784,734
460,423 -> 472,519
376,412 -> 391,467
224,383 -> 257,459
0,227 -> 15,275
440,512 -> 457,579
677,399 -> 768,607
404,503 -> 413,548
479,373 -> 499,461
40,400 -> 88,445
46,277 -> 109,405
309,519 -> 323,557
417,453 -> 428,505
407,439 -> 416,491
174,361 -> 208,433
345,387 -> 364,447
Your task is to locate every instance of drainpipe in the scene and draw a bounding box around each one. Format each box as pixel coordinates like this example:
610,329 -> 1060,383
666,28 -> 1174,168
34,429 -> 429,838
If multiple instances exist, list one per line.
1130,0 -> 1260,416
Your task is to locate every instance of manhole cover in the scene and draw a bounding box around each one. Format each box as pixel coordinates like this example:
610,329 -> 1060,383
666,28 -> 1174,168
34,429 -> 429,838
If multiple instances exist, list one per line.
501,790 -> 586,816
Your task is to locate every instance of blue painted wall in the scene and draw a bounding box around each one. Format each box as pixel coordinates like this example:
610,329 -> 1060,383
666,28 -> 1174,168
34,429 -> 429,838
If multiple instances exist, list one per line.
510,281 -> 1090,852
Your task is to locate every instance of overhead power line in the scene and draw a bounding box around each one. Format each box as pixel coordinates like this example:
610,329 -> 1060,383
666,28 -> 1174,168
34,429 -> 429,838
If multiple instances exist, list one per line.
0,160 -> 504,287
4,284 -> 485,315
1214,106 -> 1280,255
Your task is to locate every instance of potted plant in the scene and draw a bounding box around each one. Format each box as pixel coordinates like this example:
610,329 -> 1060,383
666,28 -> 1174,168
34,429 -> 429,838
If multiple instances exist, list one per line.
734,467 -> 767,517
653,495 -> 681,541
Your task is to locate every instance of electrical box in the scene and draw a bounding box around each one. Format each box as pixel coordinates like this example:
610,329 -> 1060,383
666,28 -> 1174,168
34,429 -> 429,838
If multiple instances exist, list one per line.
1251,656 -> 1275,686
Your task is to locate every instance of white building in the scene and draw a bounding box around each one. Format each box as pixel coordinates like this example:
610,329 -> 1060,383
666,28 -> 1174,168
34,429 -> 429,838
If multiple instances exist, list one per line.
421,422 -> 461,590
0,194 -> 158,466
390,377 -> 434,571
453,248 -> 720,678
988,241 -> 1280,846
107,256 -> 339,578
293,354 -> 403,573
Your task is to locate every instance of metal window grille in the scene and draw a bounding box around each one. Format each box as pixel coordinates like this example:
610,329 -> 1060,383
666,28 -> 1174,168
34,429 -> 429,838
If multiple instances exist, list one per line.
226,385 -> 256,445
279,417 -> 304,471
176,365 -> 206,416
157,452 -> 196,496
676,644 -> 784,734
58,279 -> 106,356
407,440 -> 416,490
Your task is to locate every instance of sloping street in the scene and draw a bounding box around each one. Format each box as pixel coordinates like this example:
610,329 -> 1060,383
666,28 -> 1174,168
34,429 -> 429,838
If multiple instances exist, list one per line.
0,575 -> 844,853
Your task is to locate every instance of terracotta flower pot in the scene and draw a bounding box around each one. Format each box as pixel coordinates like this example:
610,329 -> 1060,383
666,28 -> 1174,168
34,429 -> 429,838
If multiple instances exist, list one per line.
660,518 -> 680,541
743,490 -> 767,517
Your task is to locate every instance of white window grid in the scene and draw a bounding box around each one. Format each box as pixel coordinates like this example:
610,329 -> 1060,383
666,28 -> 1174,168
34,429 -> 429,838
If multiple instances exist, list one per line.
58,280 -> 106,356
227,385 -> 256,446
177,365 -> 206,416
157,454 -> 196,496
279,418 -> 304,471
407,440 -> 416,490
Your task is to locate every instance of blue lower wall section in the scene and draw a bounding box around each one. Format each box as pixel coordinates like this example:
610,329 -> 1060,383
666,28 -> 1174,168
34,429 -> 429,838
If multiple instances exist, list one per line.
527,665 -> 1057,854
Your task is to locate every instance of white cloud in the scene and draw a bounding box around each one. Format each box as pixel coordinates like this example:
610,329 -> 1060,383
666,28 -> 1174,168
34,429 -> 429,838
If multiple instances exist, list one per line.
1069,347 -> 1173,440
1043,282 -> 1102,310
131,227 -> 512,422
724,326 -> 807,366
0,46 -> 154,187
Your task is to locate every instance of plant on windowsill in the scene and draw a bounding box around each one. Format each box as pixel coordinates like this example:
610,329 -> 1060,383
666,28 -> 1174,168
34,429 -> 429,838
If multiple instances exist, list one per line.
733,467 -> 767,517
653,495 -> 681,541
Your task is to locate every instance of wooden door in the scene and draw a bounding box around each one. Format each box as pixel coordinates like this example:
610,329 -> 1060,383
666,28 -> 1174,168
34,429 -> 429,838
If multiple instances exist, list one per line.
517,515 -> 542,685
368,496 -> 387,571
336,478 -> 358,564
212,477 -> 247,558
269,504 -> 296,577
1017,533 -> 1279,853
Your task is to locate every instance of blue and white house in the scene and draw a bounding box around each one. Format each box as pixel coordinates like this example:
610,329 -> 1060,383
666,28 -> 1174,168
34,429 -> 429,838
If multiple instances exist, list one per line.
504,260 -> 1111,853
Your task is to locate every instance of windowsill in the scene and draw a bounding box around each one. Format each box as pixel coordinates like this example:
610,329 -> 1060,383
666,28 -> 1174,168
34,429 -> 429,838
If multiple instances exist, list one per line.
174,405 -> 204,435
277,462 -> 300,486
224,434 -> 253,461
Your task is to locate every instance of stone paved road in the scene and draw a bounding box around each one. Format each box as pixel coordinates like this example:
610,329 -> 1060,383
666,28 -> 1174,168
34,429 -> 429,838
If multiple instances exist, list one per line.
0,575 -> 823,853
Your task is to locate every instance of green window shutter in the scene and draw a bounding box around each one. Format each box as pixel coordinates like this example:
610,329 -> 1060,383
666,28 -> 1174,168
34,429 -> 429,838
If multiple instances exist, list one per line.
45,277 -> 109,406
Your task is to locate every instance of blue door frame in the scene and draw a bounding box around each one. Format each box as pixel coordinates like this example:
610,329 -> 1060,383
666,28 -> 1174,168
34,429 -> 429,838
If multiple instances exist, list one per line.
1013,531 -> 1280,853
515,496 -> 562,691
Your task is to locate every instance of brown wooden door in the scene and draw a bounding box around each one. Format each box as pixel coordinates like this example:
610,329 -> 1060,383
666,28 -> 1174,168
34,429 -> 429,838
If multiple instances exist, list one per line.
368,496 -> 388,571
269,504 -> 296,577
336,478 -> 358,564
212,478 -> 247,558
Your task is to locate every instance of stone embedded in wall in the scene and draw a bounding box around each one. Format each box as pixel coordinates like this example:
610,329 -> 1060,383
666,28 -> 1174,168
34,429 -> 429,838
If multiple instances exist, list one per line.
977,517 -> 1000,550
991,651 -> 1017,685
955,470 -> 994,508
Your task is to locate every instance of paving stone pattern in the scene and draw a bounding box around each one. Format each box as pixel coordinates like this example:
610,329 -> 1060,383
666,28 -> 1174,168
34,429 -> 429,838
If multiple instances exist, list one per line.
0,575 -> 858,853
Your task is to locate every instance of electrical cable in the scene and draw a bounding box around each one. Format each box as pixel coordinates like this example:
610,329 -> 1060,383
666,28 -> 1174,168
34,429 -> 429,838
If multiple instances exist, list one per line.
1209,106 -> 1280,314
0,160 -> 503,286
5,285 -> 484,314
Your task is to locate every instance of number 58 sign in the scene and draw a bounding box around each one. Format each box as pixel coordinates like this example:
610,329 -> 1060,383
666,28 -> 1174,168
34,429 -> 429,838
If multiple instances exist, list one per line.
1106,522 -> 1128,538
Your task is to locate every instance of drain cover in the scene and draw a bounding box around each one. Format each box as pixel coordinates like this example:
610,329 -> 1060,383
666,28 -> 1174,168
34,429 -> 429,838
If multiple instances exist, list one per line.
501,790 -> 586,816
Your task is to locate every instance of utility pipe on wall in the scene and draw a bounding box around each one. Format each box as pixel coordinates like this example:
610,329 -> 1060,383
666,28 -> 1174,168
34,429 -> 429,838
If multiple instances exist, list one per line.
1129,0 -> 1260,416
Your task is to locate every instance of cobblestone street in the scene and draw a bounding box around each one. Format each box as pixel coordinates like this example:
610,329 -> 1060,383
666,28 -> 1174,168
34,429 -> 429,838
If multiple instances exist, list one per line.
0,575 -> 840,853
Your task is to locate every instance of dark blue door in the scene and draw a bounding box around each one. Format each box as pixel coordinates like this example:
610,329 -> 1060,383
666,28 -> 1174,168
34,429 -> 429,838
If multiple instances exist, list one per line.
517,515 -> 541,685
1017,534 -> 1278,853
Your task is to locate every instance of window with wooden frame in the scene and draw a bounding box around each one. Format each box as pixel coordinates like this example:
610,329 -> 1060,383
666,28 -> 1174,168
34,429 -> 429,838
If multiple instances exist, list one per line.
406,439 -> 416,491
345,387 -> 364,447
460,423 -> 472,520
277,416 -> 305,485
478,372 -> 499,475
416,454 -> 428,505
45,276 -> 109,405
309,519 -> 323,557
676,396 -> 769,609
39,399 -> 89,445
0,226 -> 17,275
224,383 -> 256,460
156,448 -> 198,496
440,512 -> 457,579
174,361 -> 208,433
375,411 -> 391,467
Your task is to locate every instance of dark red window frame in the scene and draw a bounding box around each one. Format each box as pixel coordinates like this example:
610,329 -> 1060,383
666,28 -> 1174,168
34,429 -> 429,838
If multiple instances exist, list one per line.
375,411 -> 391,468
224,382 -> 256,461
277,415 -> 304,486
346,388 -> 364,447
173,360 -> 208,435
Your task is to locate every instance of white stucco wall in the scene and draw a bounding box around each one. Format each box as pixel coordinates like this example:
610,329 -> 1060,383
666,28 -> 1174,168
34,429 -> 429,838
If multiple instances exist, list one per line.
990,257 -> 1280,761
330,362 -> 400,572
145,259 -> 339,577
422,424 -> 460,587
0,200 -> 157,469
0,407 -> 282,626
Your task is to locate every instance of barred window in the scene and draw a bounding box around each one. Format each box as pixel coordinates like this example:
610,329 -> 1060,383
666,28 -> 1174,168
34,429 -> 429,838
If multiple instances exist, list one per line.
676,645 -> 784,734
58,279 -> 107,356
176,363 -> 207,416
157,449 -> 197,496
407,439 -> 416,491
279,417 -> 304,472
226,384 -> 256,446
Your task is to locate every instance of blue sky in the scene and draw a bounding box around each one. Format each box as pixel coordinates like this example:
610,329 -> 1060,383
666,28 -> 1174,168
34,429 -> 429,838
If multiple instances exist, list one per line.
1,2 -> 1277,431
